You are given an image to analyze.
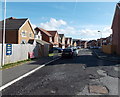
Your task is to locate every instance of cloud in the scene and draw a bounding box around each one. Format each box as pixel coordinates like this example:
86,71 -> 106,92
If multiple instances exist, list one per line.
102,26 -> 112,37
77,26 -> 112,40
40,18 -> 67,30
57,26 -> 77,38
32,24 -> 37,29
39,18 -> 112,40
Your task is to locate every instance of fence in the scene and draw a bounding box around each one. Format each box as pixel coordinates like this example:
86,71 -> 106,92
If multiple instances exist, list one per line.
0,44 -> 39,65
102,44 -> 113,54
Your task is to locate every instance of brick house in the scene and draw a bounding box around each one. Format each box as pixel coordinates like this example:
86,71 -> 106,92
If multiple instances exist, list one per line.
34,27 -> 53,48
76,40 -> 81,46
47,31 -> 59,47
87,40 -> 97,48
65,37 -> 70,48
59,34 -> 65,49
69,38 -> 73,46
111,2 -> 120,55
0,17 -> 34,44
106,34 -> 112,45
96,38 -> 106,47
81,41 -> 88,48
73,40 -> 77,47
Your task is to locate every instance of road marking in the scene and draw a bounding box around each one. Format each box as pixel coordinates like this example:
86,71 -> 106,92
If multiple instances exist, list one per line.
0,57 -> 60,91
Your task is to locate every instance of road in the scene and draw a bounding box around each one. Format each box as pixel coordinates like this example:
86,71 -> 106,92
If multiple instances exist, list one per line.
2,49 -> 119,95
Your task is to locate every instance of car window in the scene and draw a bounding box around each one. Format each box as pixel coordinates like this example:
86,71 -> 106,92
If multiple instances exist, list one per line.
73,49 -> 76,51
63,49 -> 72,52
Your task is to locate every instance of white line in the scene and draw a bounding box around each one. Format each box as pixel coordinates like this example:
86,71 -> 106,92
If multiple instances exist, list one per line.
0,57 -> 60,91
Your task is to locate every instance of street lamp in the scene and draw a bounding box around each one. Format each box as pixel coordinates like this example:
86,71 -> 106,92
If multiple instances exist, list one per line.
1,0 -> 6,68
98,31 -> 102,47
80,38 -> 82,48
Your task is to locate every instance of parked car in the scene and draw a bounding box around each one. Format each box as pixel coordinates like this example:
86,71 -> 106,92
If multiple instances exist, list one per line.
77,46 -> 81,49
62,48 -> 74,58
49,47 -> 63,53
89,46 -> 99,49
73,48 -> 79,56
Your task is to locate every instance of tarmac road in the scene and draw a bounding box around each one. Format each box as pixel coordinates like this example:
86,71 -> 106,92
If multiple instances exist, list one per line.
2,49 -> 119,96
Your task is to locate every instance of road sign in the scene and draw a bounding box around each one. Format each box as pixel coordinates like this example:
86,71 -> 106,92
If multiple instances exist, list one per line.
6,44 -> 12,56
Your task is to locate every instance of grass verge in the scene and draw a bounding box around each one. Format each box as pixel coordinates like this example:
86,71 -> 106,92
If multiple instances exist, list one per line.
49,53 -> 55,57
1,59 -> 34,70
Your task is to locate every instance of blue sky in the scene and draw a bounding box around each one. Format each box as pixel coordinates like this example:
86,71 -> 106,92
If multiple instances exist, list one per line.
1,2 -> 117,40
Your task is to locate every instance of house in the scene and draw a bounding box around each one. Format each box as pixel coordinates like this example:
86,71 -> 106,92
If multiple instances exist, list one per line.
111,2 -> 120,55
87,40 -> 97,48
34,27 -> 54,48
69,38 -> 73,46
47,31 -> 59,47
59,34 -> 65,49
96,39 -> 101,47
73,40 -> 77,47
0,17 -> 34,44
34,29 -> 42,40
81,41 -> 88,48
30,29 -> 50,57
65,37 -> 70,48
106,34 -> 112,45
76,40 -> 81,46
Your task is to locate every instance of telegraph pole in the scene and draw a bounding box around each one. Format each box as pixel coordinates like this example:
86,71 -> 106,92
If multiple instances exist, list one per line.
98,31 -> 102,47
1,0 -> 6,68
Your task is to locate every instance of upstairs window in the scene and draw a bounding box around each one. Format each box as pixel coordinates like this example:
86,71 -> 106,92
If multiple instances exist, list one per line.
50,37 -> 52,42
29,33 -> 32,38
21,31 -> 26,37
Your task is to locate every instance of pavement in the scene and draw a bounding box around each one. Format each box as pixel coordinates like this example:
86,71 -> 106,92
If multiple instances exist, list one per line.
2,49 -> 120,96
1,56 -> 60,86
92,49 -> 120,63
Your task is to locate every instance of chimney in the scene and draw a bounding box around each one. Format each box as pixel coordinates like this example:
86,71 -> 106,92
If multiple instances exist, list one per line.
7,17 -> 16,20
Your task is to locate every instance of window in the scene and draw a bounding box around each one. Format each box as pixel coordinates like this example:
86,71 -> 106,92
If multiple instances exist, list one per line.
21,31 -> 26,37
29,33 -> 32,38
21,40 -> 26,44
50,37 -> 52,42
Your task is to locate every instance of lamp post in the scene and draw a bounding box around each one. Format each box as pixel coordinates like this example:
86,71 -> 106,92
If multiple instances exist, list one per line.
98,31 -> 102,47
80,38 -> 82,48
1,0 -> 6,68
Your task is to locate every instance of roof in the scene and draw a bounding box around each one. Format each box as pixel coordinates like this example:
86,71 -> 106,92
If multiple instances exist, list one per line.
73,41 -> 77,44
111,3 -> 120,29
59,34 -> 64,39
35,27 -> 52,37
36,40 -> 50,45
118,2 -> 120,7
47,31 -> 58,37
0,17 -> 28,30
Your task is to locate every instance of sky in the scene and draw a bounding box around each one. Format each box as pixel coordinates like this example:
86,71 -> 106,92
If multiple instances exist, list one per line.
1,2 -> 118,40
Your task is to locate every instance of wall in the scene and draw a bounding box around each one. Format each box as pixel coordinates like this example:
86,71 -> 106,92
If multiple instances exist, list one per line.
0,44 -> 39,65
0,28 -> 2,43
0,29 -> 18,44
102,45 -> 113,54
112,5 -> 120,55
53,33 -> 59,47
44,44 -> 49,56
62,37 -> 65,49
18,21 -> 34,44
42,32 -> 50,43
0,44 -> 2,65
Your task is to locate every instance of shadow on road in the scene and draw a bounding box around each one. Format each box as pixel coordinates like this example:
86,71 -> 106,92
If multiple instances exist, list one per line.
45,53 -> 118,67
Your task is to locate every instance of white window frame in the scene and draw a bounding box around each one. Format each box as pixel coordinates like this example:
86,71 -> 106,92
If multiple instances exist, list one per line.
21,30 -> 27,37
29,32 -> 32,38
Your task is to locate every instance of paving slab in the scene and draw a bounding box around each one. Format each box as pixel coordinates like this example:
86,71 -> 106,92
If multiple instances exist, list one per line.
89,85 -> 109,94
